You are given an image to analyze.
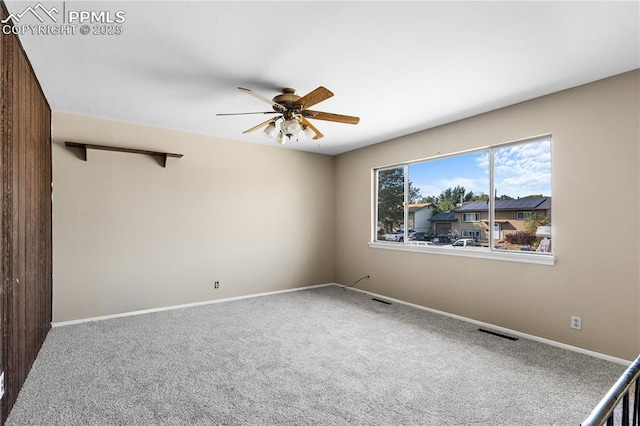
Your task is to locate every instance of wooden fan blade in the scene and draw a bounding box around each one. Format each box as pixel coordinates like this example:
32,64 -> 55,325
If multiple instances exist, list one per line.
295,86 -> 334,110
242,117 -> 279,134
299,117 -> 324,140
216,111 -> 279,116
303,110 -> 360,125
238,87 -> 286,112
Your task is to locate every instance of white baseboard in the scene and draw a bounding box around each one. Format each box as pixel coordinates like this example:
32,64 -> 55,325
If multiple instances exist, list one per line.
52,283 -> 333,328
53,281 -> 631,366
335,283 -> 632,366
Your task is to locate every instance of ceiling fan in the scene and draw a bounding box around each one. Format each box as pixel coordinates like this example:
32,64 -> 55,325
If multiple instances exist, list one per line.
217,86 -> 359,144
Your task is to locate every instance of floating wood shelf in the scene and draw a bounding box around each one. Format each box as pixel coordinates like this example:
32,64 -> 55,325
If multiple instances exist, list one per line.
65,142 -> 183,168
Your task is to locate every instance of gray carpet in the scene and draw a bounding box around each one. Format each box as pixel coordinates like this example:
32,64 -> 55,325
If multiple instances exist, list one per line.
7,285 -> 626,425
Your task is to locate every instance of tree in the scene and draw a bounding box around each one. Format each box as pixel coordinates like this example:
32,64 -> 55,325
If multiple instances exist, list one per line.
524,212 -> 550,234
420,187 -> 491,213
417,195 -> 437,204
408,183 -> 421,204
470,192 -> 489,202
496,194 -> 514,201
377,168 -> 421,232
433,185 -> 468,213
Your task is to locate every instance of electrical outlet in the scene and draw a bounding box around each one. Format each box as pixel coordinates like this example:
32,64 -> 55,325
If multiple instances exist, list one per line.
1,371 -> 4,399
571,315 -> 582,330
214,281 -> 219,289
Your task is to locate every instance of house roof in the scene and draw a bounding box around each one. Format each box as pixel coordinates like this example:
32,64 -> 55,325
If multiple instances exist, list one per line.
454,197 -> 551,212
408,203 -> 432,213
430,211 -> 456,222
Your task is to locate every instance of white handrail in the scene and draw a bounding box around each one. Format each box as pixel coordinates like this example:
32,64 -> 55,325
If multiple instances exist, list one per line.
582,354 -> 640,426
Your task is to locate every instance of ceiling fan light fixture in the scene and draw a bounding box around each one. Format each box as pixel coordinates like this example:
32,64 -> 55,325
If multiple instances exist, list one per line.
263,122 -> 276,138
220,86 -> 359,143
281,119 -> 302,136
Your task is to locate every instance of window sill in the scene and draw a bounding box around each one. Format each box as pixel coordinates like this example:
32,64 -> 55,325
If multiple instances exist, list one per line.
368,242 -> 555,266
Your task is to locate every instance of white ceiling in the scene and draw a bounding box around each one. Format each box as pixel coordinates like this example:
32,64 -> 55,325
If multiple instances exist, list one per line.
5,1 -> 640,155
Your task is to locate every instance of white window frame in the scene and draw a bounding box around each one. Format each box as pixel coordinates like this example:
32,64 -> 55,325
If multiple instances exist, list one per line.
374,165 -> 409,243
369,135 -> 554,266
462,213 -> 480,222
517,211 -> 532,220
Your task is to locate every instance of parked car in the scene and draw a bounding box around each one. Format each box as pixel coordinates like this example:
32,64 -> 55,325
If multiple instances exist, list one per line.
408,240 -> 436,247
410,232 -> 432,241
450,238 -> 477,248
384,229 -> 416,242
535,225 -> 551,238
435,234 -> 453,244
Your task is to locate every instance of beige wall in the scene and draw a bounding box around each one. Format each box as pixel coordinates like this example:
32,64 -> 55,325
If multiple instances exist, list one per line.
52,113 -> 335,322
334,70 -> 640,360
52,71 -> 639,360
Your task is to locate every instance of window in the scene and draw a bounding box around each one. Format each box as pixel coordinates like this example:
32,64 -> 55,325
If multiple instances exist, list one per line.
517,211 -> 532,220
373,136 -> 552,261
462,213 -> 480,222
375,166 -> 406,242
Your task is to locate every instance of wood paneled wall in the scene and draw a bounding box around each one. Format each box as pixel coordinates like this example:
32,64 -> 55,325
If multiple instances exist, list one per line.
1,2 -> 53,424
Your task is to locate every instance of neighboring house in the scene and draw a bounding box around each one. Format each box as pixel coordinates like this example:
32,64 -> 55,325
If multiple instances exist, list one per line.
429,211 -> 457,237
450,197 -> 551,241
408,203 -> 434,232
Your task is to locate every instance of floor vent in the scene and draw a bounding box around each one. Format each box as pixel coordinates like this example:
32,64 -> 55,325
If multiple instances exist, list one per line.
478,328 -> 519,341
372,298 -> 392,305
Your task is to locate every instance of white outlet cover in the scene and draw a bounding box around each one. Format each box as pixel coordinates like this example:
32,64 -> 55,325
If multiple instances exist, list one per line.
571,316 -> 582,330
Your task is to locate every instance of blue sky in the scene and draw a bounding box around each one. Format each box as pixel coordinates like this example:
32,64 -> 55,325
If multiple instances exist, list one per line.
409,139 -> 551,199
